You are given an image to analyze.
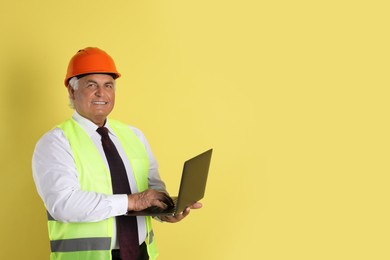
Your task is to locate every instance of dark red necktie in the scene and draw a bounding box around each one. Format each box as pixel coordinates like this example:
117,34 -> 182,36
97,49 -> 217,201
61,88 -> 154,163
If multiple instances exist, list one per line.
97,126 -> 140,260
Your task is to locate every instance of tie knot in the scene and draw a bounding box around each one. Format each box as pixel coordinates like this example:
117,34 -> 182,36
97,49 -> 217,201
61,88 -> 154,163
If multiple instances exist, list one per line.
96,126 -> 109,138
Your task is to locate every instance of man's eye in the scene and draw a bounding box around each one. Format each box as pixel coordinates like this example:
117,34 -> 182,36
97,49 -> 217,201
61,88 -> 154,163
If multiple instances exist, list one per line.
87,83 -> 97,88
106,84 -> 113,88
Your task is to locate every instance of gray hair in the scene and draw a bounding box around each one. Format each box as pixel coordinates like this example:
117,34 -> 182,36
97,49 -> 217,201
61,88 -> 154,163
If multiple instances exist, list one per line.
69,76 -> 79,90
68,77 -> 79,108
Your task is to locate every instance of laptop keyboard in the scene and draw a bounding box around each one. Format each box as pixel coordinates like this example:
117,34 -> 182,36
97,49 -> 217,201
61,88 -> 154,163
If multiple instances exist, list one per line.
145,197 -> 178,214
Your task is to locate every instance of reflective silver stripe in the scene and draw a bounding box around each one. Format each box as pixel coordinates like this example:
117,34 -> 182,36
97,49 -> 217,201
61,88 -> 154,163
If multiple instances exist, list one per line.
47,211 -> 55,221
148,230 -> 154,244
50,237 -> 111,252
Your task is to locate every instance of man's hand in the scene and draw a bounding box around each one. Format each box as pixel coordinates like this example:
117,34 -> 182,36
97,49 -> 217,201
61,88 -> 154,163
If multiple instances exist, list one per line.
127,189 -> 174,212
159,202 -> 203,223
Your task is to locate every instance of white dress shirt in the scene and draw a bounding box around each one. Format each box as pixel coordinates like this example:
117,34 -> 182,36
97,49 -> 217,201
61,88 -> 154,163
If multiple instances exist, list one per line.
32,112 -> 166,248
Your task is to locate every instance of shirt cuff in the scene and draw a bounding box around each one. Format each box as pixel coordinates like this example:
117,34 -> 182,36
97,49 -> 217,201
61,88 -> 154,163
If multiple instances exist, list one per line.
110,194 -> 129,216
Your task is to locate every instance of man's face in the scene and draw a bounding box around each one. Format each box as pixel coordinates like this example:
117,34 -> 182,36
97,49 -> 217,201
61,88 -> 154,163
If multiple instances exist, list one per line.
68,74 -> 116,126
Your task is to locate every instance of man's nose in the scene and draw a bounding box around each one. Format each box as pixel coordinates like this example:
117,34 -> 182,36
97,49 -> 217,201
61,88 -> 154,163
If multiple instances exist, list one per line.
95,86 -> 104,96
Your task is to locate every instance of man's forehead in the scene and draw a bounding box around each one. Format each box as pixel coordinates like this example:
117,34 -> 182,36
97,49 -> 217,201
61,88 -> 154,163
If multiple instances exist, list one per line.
79,73 -> 115,82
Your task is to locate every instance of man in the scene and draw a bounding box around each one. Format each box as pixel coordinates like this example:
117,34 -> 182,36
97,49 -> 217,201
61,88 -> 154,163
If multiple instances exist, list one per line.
32,47 -> 201,260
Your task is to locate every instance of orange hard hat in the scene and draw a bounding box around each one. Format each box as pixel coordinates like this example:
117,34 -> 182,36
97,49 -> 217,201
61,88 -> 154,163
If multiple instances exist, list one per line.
64,47 -> 121,86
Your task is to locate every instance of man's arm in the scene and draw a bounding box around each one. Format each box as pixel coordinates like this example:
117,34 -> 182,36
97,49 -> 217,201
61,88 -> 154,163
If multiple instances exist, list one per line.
128,126 -> 203,222
32,128 -> 128,222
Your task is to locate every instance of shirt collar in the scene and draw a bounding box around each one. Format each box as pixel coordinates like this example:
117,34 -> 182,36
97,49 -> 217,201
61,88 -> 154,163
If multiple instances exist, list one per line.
72,111 -> 116,137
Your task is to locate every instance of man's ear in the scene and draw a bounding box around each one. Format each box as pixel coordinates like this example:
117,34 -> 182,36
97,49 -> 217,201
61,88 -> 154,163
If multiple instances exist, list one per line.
67,86 -> 75,99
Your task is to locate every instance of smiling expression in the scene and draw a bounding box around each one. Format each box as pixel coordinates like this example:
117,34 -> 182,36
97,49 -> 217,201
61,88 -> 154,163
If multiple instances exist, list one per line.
68,74 -> 116,126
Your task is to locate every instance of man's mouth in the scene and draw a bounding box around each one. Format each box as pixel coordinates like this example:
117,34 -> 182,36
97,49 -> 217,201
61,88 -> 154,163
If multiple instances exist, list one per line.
92,101 -> 108,105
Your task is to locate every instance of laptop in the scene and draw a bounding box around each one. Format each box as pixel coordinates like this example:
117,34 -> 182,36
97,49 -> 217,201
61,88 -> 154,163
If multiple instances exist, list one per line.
126,149 -> 213,216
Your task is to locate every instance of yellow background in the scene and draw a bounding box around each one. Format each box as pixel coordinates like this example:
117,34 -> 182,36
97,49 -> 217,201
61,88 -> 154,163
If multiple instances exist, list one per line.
1,1 -> 389,259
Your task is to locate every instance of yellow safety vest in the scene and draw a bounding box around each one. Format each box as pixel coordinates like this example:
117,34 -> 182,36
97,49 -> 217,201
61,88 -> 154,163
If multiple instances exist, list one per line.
47,118 -> 158,260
